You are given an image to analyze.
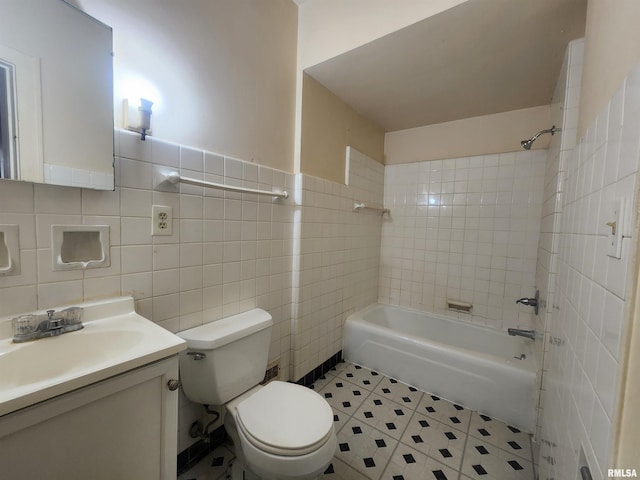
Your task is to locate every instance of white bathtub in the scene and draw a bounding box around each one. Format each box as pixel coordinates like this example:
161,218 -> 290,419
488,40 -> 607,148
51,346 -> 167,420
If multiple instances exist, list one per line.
343,304 -> 537,433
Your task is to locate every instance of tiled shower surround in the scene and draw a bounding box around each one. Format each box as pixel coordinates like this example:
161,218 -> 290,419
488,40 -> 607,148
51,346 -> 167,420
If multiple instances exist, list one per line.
379,150 -> 546,330
536,47 -> 640,479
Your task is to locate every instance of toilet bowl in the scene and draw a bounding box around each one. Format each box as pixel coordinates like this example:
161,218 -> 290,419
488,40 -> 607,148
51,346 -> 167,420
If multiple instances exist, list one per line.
177,309 -> 337,479
225,382 -> 337,479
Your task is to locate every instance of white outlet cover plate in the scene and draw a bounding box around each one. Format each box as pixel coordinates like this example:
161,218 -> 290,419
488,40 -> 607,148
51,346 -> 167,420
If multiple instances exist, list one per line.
152,205 -> 173,236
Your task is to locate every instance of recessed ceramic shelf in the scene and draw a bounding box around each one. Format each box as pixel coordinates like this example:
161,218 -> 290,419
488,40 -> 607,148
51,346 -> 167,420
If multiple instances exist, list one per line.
0,225 -> 20,276
51,225 -> 110,271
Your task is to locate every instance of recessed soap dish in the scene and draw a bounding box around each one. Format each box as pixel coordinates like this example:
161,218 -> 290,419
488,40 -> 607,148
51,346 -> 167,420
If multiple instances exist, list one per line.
51,225 -> 110,271
0,225 -> 20,276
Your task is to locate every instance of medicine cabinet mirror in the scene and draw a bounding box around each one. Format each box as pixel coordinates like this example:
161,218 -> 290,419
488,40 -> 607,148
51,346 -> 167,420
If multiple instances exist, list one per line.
0,0 -> 114,190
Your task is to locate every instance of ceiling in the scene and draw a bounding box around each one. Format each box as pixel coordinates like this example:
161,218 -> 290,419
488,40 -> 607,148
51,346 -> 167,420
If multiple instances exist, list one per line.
304,0 -> 587,132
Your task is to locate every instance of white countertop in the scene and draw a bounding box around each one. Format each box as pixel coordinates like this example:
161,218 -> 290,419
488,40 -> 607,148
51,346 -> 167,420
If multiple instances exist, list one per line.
0,297 -> 186,417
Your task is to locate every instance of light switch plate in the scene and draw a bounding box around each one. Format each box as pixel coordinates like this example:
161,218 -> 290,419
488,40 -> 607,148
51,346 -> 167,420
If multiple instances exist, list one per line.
606,198 -> 624,258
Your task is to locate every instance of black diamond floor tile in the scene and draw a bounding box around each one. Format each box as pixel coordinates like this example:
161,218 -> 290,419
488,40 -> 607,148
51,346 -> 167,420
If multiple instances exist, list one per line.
439,448 -> 453,458
472,464 -> 488,475
403,453 -> 416,464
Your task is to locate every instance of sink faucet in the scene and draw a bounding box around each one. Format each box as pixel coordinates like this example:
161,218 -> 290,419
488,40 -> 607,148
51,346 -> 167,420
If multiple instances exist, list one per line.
12,307 -> 84,343
508,328 -> 536,340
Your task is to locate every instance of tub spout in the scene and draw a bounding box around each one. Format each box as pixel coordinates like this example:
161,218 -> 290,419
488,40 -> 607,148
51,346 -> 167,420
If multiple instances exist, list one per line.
508,328 -> 536,340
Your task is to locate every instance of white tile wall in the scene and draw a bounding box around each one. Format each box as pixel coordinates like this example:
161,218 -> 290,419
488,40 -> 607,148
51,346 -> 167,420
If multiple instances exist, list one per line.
291,148 -> 384,380
0,129 -> 295,452
379,151 -> 546,330
534,39 -> 584,443
537,46 -> 640,480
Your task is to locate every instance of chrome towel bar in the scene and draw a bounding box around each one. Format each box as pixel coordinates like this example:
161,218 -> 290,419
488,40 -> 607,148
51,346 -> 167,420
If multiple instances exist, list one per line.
354,202 -> 390,215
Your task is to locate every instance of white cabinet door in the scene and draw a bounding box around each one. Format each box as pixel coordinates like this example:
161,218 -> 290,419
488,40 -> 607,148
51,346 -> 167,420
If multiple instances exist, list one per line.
0,356 -> 179,479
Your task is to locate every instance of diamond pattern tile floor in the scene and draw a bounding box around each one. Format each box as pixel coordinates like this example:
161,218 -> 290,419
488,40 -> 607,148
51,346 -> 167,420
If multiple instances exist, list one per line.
318,362 -> 535,480
178,361 -> 536,480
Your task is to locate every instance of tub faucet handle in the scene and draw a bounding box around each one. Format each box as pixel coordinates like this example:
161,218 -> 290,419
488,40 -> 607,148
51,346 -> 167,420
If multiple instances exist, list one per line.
516,298 -> 537,306
516,290 -> 540,316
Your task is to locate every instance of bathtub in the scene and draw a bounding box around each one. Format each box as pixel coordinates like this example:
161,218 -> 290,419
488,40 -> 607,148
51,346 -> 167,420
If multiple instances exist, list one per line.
343,304 -> 537,433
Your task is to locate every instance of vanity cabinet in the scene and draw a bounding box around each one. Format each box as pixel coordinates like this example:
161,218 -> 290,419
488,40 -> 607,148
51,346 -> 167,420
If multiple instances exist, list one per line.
0,356 -> 179,479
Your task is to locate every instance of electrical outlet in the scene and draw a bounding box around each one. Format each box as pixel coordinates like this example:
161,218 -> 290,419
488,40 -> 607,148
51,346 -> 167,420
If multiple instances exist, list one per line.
152,205 -> 173,236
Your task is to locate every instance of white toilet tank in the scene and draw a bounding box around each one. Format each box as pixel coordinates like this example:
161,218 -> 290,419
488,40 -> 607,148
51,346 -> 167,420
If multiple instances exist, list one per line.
177,309 -> 273,405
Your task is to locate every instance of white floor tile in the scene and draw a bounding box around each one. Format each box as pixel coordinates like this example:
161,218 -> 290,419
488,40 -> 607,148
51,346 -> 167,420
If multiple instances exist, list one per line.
417,393 -> 472,431
469,412 -> 532,461
353,394 -> 413,440
373,377 -> 424,409
400,411 -> 466,471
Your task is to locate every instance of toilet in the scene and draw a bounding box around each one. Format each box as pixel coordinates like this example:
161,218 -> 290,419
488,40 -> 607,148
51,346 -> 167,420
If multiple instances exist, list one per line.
177,309 -> 337,480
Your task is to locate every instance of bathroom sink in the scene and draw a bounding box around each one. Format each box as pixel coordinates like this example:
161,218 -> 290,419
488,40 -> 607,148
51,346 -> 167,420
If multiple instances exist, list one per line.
0,297 -> 185,416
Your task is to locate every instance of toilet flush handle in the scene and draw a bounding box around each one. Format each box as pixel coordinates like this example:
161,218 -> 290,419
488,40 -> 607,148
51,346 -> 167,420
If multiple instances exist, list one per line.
186,351 -> 206,360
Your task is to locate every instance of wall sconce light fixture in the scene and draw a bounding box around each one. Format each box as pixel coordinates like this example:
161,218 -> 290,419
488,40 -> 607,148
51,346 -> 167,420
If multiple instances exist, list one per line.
123,97 -> 154,141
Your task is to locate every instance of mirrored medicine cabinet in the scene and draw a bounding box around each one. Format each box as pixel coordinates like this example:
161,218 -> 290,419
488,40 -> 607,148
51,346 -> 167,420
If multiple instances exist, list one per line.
0,0 -> 114,190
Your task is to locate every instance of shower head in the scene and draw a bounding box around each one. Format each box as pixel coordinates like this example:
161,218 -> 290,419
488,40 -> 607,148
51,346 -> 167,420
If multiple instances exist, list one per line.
521,138 -> 534,150
521,125 -> 560,150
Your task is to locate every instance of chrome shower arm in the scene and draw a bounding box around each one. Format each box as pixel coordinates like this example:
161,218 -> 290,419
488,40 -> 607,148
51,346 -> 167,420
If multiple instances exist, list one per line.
531,126 -> 557,141
521,125 -> 560,149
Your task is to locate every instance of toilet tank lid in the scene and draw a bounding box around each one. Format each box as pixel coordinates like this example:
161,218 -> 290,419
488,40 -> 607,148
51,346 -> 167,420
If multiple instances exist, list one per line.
177,308 -> 273,350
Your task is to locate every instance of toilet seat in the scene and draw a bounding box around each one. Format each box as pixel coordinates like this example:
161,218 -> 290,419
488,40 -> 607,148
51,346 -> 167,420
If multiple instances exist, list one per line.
234,381 -> 334,456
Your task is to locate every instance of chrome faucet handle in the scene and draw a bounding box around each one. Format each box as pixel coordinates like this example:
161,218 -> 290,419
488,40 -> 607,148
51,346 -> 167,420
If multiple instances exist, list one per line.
516,290 -> 540,316
516,297 -> 537,306
12,306 -> 84,343
61,306 -> 84,324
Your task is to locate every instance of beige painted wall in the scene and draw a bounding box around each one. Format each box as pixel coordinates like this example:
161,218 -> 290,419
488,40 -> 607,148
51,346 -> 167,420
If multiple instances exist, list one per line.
579,0 -> 640,136
77,0 -> 298,172
300,74 -> 384,184
384,105 -> 552,164
294,0 -> 465,175
297,0 -> 467,69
